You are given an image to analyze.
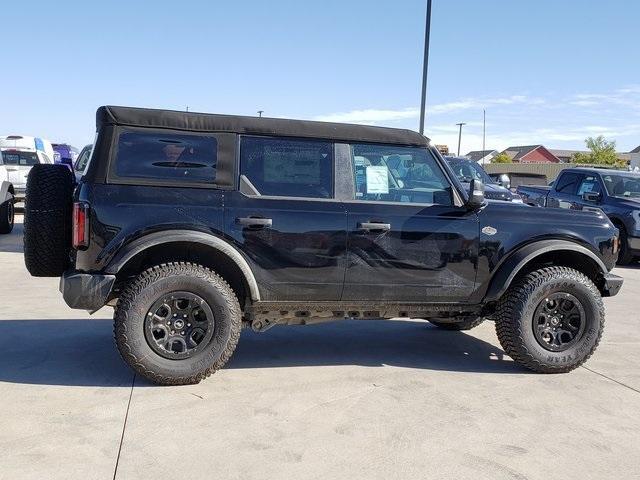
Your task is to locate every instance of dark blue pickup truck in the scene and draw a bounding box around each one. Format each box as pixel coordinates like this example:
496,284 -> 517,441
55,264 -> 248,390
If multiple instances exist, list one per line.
518,167 -> 640,264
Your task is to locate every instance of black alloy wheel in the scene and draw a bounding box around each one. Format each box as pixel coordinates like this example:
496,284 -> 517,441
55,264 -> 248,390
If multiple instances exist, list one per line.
7,200 -> 14,227
532,293 -> 585,352
145,292 -> 215,360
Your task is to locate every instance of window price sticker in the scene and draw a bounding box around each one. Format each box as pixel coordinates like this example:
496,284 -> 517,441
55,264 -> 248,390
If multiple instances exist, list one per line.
366,165 -> 389,194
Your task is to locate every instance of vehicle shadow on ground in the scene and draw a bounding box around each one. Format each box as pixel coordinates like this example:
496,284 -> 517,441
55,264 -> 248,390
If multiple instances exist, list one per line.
0,319 -> 133,387
229,319 -> 524,374
0,221 -> 23,253
0,318 -> 524,387
616,262 -> 640,270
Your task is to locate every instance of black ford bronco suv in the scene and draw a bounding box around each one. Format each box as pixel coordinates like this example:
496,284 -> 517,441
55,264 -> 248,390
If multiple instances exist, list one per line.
23,106 -> 623,385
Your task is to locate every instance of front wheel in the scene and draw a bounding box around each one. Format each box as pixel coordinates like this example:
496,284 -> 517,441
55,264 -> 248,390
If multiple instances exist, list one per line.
617,226 -> 635,265
495,267 -> 604,373
114,262 -> 242,385
0,193 -> 14,234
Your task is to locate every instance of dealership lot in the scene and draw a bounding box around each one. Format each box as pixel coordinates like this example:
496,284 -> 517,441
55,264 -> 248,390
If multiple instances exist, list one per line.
1,216 -> 639,480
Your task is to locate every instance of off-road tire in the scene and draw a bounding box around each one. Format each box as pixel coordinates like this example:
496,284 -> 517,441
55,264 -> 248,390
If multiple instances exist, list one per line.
0,193 -> 14,234
23,164 -> 75,276
617,225 -> 635,265
429,316 -> 484,331
495,267 -> 604,373
114,262 -> 242,385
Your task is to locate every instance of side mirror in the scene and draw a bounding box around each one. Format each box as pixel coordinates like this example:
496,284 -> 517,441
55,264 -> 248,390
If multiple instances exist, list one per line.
467,179 -> 485,207
582,191 -> 601,203
498,173 -> 511,189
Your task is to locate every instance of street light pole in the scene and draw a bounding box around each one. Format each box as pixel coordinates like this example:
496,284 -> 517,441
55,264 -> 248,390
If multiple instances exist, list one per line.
482,109 -> 486,165
418,0 -> 432,135
257,110 -> 264,118
456,122 -> 466,156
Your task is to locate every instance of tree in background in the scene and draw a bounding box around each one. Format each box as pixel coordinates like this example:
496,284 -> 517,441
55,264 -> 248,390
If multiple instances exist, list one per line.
491,152 -> 513,163
571,136 -> 626,167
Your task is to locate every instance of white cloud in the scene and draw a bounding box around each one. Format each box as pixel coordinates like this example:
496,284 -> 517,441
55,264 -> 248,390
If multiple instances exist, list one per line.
429,95 -> 536,114
313,107 -> 419,124
311,86 -> 640,153
313,95 -> 538,124
571,85 -> 640,109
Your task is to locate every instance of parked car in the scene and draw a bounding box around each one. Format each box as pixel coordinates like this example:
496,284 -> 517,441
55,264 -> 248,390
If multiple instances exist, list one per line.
0,150 -> 16,234
23,106 -> 623,385
517,167 -> 640,264
73,144 -> 93,181
489,172 -> 549,191
52,143 -> 79,169
0,135 -> 54,204
445,156 -> 522,202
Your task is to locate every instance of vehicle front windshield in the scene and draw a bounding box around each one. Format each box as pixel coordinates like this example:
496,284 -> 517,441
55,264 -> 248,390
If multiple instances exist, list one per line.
601,172 -> 640,198
446,158 -> 493,184
0,151 -> 39,166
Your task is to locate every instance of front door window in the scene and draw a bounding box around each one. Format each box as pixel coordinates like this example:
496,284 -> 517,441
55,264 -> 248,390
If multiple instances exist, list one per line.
350,144 -> 453,206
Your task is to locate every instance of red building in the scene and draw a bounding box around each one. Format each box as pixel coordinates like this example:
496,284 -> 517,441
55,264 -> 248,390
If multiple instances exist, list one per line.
502,145 -> 560,163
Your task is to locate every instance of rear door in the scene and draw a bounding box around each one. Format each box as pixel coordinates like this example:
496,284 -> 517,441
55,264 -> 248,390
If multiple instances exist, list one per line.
224,136 -> 347,302
341,143 -> 479,302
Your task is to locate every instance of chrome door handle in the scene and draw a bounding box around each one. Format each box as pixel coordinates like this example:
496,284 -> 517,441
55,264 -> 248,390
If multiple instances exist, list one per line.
358,222 -> 391,232
236,217 -> 273,228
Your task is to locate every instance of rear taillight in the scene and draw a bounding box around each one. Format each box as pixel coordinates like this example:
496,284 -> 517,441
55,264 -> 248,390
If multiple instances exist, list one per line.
72,202 -> 89,249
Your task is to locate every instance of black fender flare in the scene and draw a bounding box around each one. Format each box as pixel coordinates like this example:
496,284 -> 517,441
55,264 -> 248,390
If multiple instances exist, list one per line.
482,239 -> 608,303
104,230 -> 261,301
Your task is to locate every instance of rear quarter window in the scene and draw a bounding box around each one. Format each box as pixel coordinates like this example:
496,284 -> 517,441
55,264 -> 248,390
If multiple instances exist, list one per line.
114,131 -> 217,184
240,136 -> 333,198
554,172 -> 582,195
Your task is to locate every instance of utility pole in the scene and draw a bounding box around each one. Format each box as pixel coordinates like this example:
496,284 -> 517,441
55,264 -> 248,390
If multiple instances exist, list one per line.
257,110 -> 264,118
418,0 -> 432,135
482,109 -> 486,165
456,122 -> 466,156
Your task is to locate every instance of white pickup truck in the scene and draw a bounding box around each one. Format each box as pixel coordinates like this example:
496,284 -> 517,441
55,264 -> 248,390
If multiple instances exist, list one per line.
0,135 -> 54,199
0,150 -> 15,234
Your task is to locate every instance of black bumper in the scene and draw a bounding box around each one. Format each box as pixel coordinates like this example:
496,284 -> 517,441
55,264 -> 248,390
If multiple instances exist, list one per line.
59,271 -> 116,310
602,272 -> 623,297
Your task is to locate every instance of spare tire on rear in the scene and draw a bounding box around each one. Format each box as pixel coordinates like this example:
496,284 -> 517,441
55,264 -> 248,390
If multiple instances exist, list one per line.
24,164 -> 75,277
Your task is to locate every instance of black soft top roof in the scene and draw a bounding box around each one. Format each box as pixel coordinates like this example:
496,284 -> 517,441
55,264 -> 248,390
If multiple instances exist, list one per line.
96,106 -> 429,147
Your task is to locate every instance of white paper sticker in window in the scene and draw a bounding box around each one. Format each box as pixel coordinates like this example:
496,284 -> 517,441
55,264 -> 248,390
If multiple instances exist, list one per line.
366,166 -> 389,194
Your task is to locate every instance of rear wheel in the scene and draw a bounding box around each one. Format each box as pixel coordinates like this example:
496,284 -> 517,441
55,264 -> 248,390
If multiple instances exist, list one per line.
0,193 -> 14,234
617,225 -> 635,265
114,262 -> 242,385
495,267 -> 604,373
429,316 -> 484,331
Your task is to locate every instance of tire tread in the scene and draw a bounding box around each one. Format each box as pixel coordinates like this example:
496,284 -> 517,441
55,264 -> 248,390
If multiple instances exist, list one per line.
114,262 -> 242,385
494,266 -> 604,373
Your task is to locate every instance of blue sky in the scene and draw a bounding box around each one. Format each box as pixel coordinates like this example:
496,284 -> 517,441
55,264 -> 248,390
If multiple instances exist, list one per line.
2,0 -> 639,153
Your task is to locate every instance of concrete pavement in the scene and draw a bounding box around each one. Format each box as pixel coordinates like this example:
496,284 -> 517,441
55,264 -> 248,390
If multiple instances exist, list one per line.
1,216 -> 639,480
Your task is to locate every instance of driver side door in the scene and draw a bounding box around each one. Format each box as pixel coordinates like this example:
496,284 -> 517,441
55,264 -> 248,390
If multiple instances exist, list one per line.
342,143 -> 479,302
